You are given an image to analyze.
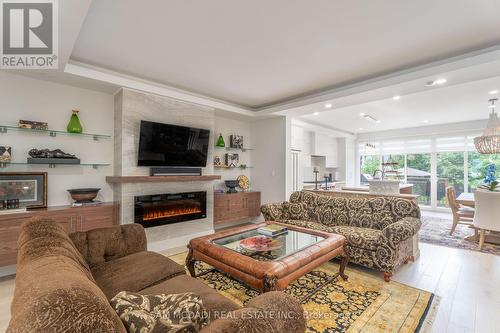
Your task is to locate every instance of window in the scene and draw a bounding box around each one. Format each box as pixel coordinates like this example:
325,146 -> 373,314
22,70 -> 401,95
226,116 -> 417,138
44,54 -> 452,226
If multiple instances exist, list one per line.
360,155 -> 380,184
436,152 -> 464,207
406,154 -> 431,206
468,152 -> 500,191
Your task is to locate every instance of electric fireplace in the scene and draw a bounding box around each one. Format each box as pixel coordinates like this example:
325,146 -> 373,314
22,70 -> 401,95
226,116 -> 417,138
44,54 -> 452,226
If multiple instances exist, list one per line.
134,191 -> 207,228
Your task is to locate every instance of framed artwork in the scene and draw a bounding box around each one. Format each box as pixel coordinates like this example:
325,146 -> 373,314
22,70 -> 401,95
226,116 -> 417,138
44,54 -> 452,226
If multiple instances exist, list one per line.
0,146 -> 11,162
230,135 -> 243,149
225,153 -> 239,167
0,172 -> 47,208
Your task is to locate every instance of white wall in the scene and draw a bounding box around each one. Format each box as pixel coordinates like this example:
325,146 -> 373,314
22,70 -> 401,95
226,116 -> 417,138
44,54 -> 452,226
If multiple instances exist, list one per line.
0,72 -> 114,206
251,116 -> 288,204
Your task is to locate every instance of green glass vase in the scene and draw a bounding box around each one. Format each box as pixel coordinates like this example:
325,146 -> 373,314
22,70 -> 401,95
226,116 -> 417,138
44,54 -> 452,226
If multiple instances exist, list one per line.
67,110 -> 83,133
216,133 -> 225,147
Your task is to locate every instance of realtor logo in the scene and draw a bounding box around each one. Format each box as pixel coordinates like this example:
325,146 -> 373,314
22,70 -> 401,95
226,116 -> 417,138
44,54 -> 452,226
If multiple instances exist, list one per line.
1,0 -> 58,68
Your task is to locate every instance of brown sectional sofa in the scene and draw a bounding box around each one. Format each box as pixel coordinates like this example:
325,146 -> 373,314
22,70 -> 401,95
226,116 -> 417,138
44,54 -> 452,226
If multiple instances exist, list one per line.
7,218 -> 306,332
261,190 -> 421,281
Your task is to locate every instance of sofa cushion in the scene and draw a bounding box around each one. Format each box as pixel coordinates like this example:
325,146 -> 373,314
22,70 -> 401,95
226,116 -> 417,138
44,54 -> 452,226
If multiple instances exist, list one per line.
330,226 -> 384,251
111,291 -> 208,333
70,224 -> 147,269
92,251 -> 186,299
140,275 -> 240,318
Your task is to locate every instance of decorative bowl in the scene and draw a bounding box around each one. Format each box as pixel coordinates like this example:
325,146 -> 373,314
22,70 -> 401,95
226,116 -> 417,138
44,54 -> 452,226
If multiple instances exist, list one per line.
239,236 -> 282,252
67,188 -> 100,203
225,180 -> 239,193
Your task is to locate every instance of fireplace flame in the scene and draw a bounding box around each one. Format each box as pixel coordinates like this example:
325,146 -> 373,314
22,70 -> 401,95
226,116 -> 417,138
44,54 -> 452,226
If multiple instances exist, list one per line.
143,206 -> 202,221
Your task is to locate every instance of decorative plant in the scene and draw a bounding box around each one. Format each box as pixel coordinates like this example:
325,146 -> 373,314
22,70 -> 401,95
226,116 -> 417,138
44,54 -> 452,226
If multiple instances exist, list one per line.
487,180 -> 499,191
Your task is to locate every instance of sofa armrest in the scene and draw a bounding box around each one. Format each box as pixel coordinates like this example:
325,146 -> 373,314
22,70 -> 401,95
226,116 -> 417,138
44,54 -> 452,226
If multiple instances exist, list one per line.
201,291 -> 305,333
260,202 -> 287,221
69,224 -> 147,268
382,217 -> 421,247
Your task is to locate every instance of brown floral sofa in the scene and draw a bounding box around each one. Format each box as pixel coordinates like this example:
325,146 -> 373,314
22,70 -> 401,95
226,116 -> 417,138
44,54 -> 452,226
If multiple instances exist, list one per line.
261,191 -> 421,281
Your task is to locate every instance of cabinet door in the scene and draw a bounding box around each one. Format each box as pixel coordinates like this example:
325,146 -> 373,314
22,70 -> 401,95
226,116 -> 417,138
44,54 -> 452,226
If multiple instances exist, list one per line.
78,205 -> 117,232
38,211 -> 77,233
246,192 -> 261,217
291,126 -> 304,151
0,213 -> 32,266
214,195 -> 232,224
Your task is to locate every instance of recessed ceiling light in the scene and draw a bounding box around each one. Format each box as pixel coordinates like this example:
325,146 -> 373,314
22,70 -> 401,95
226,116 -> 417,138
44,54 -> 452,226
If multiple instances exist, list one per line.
363,114 -> 379,123
426,78 -> 447,87
423,120 -> 429,123
375,120 -> 381,124
313,112 -> 319,116
392,95 -> 401,101
358,127 -> 364,131
489,90 -> 499,95
359,112 -> 365,116
324,103 -> 332,109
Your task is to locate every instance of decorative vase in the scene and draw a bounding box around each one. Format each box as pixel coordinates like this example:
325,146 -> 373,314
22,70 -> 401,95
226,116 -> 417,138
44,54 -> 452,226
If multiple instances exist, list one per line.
67,110 -> 83,133
216,133 -> 225,147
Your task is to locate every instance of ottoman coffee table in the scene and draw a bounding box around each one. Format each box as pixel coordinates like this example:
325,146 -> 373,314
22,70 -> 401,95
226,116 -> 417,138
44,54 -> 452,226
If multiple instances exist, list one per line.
186,222 -> 348,298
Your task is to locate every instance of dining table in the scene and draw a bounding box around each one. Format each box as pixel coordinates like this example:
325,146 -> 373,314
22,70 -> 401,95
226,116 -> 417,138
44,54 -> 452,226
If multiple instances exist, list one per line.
456,192 -> 475,207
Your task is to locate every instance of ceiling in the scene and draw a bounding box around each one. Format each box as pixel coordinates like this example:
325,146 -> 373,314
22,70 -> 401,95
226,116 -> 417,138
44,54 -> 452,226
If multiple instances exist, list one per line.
70,0 -> 500,108
299,75 -> 500,133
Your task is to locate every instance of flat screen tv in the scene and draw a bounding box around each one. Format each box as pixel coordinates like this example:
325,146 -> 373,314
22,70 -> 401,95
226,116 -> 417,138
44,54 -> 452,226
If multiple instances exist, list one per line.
138,120 -> 210,167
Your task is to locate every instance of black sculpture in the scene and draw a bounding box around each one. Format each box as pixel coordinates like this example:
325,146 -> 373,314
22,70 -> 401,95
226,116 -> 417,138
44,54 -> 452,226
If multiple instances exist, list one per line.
28,149 -> 78,159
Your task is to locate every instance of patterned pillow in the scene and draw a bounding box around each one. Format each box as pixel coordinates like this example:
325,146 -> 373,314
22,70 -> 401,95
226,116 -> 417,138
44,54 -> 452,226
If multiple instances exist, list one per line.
282,202 -> 310,220
111,291 -> 208,333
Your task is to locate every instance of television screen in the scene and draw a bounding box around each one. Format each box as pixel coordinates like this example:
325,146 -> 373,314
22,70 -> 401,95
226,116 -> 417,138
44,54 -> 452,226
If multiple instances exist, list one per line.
138,120 -> 210,167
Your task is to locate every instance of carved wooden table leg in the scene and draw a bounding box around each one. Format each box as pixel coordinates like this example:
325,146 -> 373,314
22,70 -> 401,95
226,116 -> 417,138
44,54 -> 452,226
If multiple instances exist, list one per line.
185,245 -> 196,277
339,255 -> 349,281
263,275 -> 278,292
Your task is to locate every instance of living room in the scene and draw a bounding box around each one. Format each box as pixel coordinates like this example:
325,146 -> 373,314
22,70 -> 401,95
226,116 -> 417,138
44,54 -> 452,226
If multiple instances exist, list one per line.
1,1 -> 499,333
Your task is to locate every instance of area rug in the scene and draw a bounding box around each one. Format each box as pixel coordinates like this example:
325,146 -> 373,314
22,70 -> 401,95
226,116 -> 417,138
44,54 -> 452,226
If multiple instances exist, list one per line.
169,252 -> 437,333
420,215 -> 500,256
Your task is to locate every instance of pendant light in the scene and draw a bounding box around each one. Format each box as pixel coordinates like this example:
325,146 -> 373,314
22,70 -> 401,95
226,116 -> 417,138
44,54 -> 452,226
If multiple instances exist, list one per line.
474,98 -> 500,154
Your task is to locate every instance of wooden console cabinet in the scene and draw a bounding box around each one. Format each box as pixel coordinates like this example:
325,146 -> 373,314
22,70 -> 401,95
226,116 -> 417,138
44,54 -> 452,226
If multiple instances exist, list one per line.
214,191 -> 261,225
0,202 -> 119,266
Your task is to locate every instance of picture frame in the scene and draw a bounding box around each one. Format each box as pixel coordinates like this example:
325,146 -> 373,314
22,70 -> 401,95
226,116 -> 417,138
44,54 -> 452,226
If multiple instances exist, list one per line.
225,153 -> 239,167
0,172 -> 47,209
230,135 -> 244,149
0,146 -> 11,162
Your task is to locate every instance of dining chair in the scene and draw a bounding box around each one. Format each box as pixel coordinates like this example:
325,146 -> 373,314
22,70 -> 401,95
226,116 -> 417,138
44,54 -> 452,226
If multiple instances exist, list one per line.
473,190 -> 500,250
446,186 -> 474,235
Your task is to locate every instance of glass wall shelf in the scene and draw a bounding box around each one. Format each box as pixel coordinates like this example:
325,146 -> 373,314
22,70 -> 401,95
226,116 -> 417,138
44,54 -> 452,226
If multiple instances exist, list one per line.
214,165 -> 253,170
0,125 -> 111,141
0,161 -> 110,169
215,146 -> 254,152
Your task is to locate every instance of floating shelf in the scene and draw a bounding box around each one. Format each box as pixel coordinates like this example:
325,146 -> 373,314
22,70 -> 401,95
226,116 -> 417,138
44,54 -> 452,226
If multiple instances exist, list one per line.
215,146 -> 254,152
0,161 -> 110,169
106,175 -> 221,183
0,124 -> 111,140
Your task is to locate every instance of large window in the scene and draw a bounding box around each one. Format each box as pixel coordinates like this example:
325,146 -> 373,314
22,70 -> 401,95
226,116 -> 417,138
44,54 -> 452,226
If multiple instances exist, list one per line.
358,134 -> 499,209
406,154 -> 431,206
437,152 -> 464,207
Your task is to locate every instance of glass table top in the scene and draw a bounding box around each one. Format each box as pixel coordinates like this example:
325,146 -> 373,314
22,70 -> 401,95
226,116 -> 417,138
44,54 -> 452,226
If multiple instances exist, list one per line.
212,227 -> 325,261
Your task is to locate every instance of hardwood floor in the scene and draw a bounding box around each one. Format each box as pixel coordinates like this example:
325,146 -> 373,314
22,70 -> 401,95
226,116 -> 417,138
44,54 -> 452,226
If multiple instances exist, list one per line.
0,220 -> 498,332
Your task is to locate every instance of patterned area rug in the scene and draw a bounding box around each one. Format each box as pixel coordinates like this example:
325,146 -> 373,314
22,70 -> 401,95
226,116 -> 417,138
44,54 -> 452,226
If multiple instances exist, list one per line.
169,252 -> 437,333
419,215 -> 500,256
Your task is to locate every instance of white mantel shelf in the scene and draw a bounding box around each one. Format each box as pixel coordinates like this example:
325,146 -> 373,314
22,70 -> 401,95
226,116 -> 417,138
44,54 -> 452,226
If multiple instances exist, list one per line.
105,175 -> 221,183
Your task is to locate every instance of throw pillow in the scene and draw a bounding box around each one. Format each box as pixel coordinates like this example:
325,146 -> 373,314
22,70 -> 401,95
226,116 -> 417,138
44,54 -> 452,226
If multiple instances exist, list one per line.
111,291 -> 208,333
283,202 -> 310,220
